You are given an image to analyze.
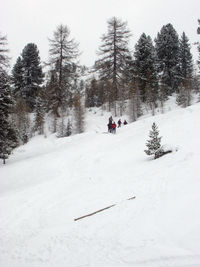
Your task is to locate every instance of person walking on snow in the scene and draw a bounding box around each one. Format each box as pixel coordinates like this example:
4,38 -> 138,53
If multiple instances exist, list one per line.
107,116 -> 113,133
109,116 -> 113,124
118,119 -> 122,127
112,121 -> 116,134
108,121 -> 112,133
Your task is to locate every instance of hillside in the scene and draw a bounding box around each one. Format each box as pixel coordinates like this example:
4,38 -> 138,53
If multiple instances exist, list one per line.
1,102 -> 200,267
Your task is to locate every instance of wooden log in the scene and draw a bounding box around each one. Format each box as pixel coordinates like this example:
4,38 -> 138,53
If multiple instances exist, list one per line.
74,196 -> 136,221
74,204 -> 116,221
127,196 -> 136,200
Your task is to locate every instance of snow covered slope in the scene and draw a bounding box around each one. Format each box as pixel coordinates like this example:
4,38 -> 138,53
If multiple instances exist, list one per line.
1,103 -> 200,267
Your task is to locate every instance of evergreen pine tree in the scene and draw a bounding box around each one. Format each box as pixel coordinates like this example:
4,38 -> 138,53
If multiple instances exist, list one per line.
12,56 -> 24,98
155,23 -> 181,95
175,32 -> 193,108
21,43 -> 44,111
179,32 -> 193,80
144,122 -> 162,159
134,33 -> 158,104
198,19 -> 200,35
11,56 -> 31,142
0,34 -> 18,163
197,19 -> 200,70
0,71 -> 18,164
0,34 -> 9,72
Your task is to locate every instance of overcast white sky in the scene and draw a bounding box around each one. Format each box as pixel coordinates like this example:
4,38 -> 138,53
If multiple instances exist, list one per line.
1,0 -> 200,68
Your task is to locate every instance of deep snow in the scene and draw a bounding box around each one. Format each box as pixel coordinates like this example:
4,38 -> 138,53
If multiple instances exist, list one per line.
1,102 -> 200,267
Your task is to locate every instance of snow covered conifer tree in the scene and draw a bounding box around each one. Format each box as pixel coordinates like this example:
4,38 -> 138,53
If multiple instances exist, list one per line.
12,56 -> 24,98
12,56 -> 32,142
0,34 -> 9,72
155,23 -> 181,95
0,73 -> 18,163
134,33 -> 158,103
197,19 -> 200,70
0,71 -> 18,164
0,34 -> 18,164
198,19 -> 200,35
144,122 -> 162,159
21,43 -> 44,111
179,32 -> 193,81
176,32 -> 193,107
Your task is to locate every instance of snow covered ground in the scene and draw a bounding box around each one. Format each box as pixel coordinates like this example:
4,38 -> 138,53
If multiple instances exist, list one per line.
1,102 -> 200,267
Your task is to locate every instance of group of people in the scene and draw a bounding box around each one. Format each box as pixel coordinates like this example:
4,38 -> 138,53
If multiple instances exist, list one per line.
107,116 -> 128,134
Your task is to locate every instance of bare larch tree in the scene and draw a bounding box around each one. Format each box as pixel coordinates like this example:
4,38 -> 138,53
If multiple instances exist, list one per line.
96,17 -> 131,116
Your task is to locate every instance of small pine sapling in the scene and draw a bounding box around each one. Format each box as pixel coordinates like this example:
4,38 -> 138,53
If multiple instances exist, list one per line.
144,122 -> 162,159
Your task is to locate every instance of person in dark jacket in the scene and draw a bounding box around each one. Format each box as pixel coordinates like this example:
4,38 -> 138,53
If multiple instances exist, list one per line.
107,116 -> 113,133
118,119 -> 122,127
109,116 -> 113,124
123,119 -> 128,125
108,122 -> 112,133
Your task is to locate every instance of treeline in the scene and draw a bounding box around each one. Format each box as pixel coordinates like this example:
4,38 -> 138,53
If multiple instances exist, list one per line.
0,18 -> 200,163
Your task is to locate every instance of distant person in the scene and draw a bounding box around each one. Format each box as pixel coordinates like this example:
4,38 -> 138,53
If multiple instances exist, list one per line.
117,119 -> 122,128
109,116 -> 113,124
108,121 -> 112,133
108,116 -> 113,133
112,122 -> 117,134
123,120 -> 128,125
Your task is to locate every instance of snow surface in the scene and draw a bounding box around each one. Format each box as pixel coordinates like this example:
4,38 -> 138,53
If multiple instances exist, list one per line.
1,102 -> 200,267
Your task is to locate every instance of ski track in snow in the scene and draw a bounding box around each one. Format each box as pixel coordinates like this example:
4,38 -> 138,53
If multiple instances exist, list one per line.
1,103 -> 200,266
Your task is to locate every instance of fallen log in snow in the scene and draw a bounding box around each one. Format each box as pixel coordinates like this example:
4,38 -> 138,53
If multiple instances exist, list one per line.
74,204 -> 116,221
74,196 -> 136,221
127,196 -> 136,200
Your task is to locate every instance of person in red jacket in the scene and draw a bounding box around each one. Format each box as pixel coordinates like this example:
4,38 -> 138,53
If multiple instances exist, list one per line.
112,122 -> 116,134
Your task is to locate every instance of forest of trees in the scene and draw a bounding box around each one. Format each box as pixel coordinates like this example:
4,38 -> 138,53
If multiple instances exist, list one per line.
0,18 -> 200,163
